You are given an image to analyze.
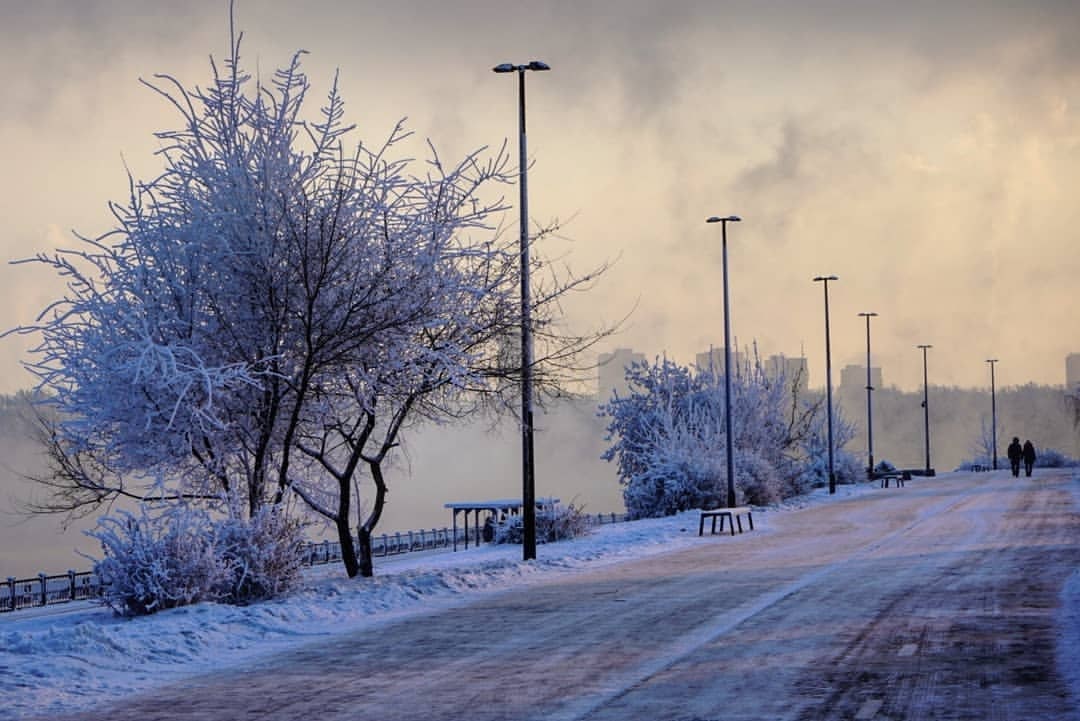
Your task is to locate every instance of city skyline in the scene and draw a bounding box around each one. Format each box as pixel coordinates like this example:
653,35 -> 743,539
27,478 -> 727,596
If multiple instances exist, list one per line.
597,346 -> 1080,400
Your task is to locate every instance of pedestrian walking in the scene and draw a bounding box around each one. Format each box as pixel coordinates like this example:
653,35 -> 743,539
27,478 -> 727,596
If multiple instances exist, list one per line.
1022,439 -> 1037,477
1007,437 -> 1023,478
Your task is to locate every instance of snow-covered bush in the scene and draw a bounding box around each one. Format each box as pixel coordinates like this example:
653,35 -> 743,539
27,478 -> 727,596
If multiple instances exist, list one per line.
735,450 -> 785,506
600,352 -> 820,516
795,401 -> 861,489
90,508 -> 227,617
494,503 -> 590,545
874,460 -> 897,474
90,504 -> 305,616
214,506 -> 306,605
1034,448 -> 1079,468
600,359 -> 723,517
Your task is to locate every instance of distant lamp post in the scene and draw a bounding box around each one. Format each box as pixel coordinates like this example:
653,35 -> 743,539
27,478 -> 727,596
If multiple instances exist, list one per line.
986,358 -> 999,470
814,275 -> 839,494
858,312 -> 878,479
918,344 -> 933,475
493,59 -> 550,561
707,215 -> 742,508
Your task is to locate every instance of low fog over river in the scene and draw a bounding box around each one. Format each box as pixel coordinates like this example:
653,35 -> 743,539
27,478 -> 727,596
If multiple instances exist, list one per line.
0,395 -> 622,579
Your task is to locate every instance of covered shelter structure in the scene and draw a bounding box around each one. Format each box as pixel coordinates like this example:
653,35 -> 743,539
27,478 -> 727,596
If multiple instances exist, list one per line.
444,498 -> 560,551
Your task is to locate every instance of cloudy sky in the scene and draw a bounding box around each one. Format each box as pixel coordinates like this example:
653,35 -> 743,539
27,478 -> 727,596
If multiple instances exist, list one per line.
1,0 -> 1078,394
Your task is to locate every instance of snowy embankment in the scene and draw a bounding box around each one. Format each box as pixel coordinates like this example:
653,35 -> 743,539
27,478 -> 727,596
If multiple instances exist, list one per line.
2,477 -> 1077,719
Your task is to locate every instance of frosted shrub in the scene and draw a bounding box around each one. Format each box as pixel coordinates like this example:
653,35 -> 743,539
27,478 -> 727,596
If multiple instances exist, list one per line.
833,450 -> 866,484
797,402 -> 862,488
214,507 -> 306,604
90,508 -> 226,617
600,359 -> 727,519
494,503 -> 590,545
1035,448 -> 1079,468
90,504 -> 305,615
601,352 -> 820,518
874,460 -> 897,474
735,450 -> 784,506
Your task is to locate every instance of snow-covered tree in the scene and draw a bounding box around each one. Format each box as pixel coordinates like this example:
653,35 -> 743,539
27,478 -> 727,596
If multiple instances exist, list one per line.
966,416 -> 996,468
600,351 -> 820,516
796,402 -> 862,489
11,22 -> 606,577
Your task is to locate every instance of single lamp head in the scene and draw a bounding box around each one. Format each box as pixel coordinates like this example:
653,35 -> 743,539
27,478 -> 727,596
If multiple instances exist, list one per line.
858,312 -> 878,318
493,61 -> 550,73
813,275 -> 839,282
706,215 -> 742,223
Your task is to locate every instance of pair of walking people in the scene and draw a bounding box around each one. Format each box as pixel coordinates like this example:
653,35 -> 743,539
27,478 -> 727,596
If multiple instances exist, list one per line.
1006,437 -> 1037,478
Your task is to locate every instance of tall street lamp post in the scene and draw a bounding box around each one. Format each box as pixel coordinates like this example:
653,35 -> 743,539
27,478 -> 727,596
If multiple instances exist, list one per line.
858,312 -> 878,479
707,215 -> 742,508
493,60 -> 549,561
986,358 -> 999,470
814,275 -> 839,494
918,344 -> 933,475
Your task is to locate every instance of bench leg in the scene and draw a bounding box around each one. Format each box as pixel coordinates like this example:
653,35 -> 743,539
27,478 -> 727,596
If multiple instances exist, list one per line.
747,512 -> 754,531
728,514 -> 736,536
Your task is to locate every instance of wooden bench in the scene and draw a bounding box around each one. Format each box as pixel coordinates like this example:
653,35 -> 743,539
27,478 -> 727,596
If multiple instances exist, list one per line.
699,506 -> 754,536
877,471 -> 911,488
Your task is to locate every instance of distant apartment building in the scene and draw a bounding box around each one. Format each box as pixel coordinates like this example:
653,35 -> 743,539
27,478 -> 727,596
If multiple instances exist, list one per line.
694,347 -> 745,377
766,354 -> 809,394
1067,353 -> 1080,396
840,364 -> 883,393
597,348 -> 646,401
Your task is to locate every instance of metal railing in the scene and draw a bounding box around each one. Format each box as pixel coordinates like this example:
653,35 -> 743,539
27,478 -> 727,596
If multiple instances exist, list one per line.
2,512 -> 629,614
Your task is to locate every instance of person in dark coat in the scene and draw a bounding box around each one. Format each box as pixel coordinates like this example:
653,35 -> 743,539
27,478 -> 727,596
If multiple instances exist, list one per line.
1022,440 -> 1037,477
1007,437 -> 1023,478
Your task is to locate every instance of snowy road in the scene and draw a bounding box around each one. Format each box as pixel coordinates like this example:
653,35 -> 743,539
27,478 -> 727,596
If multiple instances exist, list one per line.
48,470 -> 1080,720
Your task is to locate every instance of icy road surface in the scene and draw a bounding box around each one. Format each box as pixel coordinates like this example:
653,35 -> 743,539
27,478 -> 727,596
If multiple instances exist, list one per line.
39,470 -> 1080,720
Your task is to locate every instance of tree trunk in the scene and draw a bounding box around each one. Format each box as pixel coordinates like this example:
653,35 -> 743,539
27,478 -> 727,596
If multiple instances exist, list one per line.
337,515 -> 361,578
352,458 -> 388,578
356,526 -> 374,578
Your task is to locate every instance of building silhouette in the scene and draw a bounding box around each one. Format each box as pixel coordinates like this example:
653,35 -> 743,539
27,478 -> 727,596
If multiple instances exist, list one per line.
597,348 -> 646,402
766,354 -> 809,394
1067,353 -> 1080,396
694,347 -> 745,377
840,364 -> 883,394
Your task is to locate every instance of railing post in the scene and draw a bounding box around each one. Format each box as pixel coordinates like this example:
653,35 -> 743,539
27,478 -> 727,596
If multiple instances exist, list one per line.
68,570 -> 76,602
6,577 -> 13,612
39,573 -> 48,607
